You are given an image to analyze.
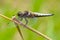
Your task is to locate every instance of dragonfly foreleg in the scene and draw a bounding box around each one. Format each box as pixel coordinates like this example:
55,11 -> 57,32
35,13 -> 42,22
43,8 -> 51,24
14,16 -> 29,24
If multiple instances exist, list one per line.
18,17 -> 23,21
20,18 -> 23,21
24,18 -> 28,24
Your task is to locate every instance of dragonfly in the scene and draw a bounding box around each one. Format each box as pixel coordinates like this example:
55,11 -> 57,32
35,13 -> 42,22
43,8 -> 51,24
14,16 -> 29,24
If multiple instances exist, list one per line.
17,11 -> 54,24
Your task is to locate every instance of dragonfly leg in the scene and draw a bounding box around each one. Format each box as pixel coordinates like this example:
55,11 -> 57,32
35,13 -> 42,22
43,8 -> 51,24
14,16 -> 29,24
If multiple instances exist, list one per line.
18,17 -> 23,21
20,18 -> 23,21
24,18 -> 28,24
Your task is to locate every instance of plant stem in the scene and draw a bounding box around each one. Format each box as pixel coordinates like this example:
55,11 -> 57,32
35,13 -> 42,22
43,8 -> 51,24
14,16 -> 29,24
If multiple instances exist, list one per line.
14,23 -> 24,40
0,14 -> 52,40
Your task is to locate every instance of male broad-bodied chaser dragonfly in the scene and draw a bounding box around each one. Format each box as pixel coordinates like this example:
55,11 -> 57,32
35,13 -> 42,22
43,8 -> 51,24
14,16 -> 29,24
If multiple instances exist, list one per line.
17,11 -> 54,24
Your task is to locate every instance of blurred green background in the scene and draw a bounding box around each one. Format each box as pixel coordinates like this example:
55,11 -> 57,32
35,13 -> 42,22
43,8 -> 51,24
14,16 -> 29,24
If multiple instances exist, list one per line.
0,0 -> 60,40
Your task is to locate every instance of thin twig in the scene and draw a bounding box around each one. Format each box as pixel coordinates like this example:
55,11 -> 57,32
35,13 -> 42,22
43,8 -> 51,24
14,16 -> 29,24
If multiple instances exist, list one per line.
14,23 -> 24,40
0,14 -> 52,40
12,17 -> 52,40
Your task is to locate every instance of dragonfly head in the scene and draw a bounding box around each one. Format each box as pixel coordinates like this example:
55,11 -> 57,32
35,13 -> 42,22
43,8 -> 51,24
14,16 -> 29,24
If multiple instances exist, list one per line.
17,11 -> 23,17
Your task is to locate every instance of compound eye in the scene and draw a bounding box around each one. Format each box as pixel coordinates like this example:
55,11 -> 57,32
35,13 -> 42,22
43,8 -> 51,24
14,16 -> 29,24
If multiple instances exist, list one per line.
17,11 -> 22,17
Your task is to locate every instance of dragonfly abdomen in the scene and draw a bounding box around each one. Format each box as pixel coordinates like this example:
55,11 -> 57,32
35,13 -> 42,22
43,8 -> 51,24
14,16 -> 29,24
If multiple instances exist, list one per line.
34,14 -> 54,17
